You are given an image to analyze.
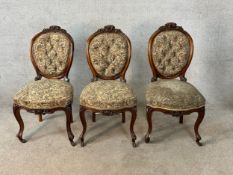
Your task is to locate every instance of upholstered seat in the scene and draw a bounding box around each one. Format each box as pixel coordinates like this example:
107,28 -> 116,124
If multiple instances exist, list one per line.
146,79 -> 205,111
80,80 -> 136,110
14,79 -> 73,109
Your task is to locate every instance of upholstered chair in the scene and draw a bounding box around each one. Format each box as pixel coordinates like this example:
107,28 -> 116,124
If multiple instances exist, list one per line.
145,23 -> 206,146
79,25 -> 137,147
13,26 -> 75,146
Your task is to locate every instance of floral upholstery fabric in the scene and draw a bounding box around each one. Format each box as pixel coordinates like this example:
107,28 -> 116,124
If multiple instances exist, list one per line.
32,32 -> 71,77
146,79 -> 205,111
89,33 -> 128,77
14,79 -> 73,109
152,31 -> 190,77
80,80 -> 136,110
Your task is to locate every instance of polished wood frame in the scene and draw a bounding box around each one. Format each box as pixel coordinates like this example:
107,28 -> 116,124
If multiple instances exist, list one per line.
13,26 -> 75,146
145,22 -> 205,146
79,25 -> 137,147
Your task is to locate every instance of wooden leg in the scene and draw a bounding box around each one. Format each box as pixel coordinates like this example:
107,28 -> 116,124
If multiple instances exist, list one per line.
70,113 -> 74,123
79,107 -> 87,147
129,108 -> 137,147
13,104 -> 27,143
145,106 -> 153,143
70,107 -> 74,123
64,106 -> 75,146
122,112 -> 125,123
179,115 -> 183,124
92,112 -> 96,122
194,107 -> 205,146
38,114 -> 43,122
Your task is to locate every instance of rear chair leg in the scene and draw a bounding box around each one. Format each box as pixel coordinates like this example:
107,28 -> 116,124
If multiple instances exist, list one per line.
179,115 -> 183,124
38,114 -> 43,122
122,112 -> 125,123
92,112 -> 96,122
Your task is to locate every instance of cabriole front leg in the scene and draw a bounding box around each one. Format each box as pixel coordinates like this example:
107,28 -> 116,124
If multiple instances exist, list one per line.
64,106 -> 75,146
194,107 -> 205,146
13,104 -> 27,143
129,107 -> 137,147
145,106 -> 153,143
79,106 -> 87,147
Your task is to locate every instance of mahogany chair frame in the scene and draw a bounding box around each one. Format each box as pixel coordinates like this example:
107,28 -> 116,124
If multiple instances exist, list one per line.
145,22 -> 205,146
13,26 -> 75,146
79,25 -> 137,147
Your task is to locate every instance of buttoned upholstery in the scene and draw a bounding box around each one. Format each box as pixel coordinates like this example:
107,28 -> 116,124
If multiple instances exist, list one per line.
32,32 -> 72,77
88,33 -> 128,77
152,31 -> 190,77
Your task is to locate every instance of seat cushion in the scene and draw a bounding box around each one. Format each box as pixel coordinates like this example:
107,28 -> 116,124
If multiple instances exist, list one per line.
146,79 -> 205,111
14,79 -> 73,109
80,80 -> 136,110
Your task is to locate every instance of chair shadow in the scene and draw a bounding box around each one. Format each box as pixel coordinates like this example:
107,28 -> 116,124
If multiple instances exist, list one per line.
149,125 -> 185,145
24,113 -> 65,141
137,118 -> 207,146
85,120 -> 122,144
86,113 -> 123,132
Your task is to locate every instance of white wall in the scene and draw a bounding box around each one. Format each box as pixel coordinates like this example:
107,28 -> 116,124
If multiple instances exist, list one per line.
0,0 -> 233,109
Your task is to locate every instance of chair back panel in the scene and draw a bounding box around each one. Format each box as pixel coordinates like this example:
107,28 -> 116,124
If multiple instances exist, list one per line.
87,25 -> 131,80
148,23 -> 193,79
31,26 -> 74,79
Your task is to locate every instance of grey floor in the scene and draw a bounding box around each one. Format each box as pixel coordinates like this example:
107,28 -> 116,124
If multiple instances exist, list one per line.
0,104 -> 232,175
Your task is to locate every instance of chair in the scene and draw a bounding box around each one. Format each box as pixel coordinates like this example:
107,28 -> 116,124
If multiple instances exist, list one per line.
79,25 -> 137,147
13,26 -> 75,146
145,23 -> 206,146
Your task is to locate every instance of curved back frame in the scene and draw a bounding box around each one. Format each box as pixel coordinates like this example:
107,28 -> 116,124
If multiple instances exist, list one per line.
148,22 -> 193,81
30,26 -> 74,80
86,25 -> 132,81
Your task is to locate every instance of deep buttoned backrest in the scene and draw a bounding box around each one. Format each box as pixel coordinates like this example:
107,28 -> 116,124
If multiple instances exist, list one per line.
30,26 -> 74,79
148,23 -> 193,80
86,25 -> 131,81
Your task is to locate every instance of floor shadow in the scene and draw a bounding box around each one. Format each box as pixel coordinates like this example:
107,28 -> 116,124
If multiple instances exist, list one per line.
86,120 -> 122,144
85,113 -> 123,132
23,113 -> 64,141
149,125 -> 185,144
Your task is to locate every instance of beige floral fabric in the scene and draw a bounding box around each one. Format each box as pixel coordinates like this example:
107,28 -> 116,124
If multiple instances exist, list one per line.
152,31 -> 190,77
14,79 -> 73,109
80,80 -> 136,110
146,79 -> 205,111
89,33 -> 128,77
32,32 -> 71,77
